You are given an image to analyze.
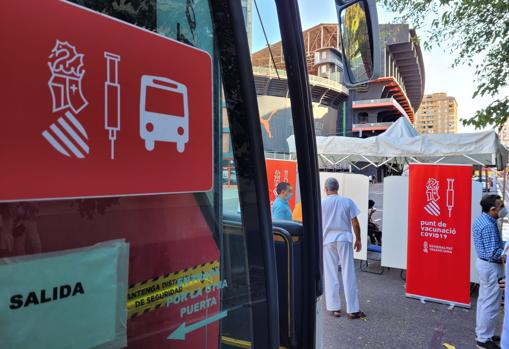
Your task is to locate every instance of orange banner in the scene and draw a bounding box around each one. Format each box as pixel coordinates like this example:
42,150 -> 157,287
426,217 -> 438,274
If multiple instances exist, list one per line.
265,159 -> 297,211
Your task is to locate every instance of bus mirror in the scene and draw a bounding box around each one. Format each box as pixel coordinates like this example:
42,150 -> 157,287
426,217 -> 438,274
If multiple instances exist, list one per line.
336,0 -> 380,87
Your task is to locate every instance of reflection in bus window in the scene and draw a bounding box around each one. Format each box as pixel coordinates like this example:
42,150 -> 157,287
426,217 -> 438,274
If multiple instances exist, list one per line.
340,1 -> 373,83
249,0 -> 301,222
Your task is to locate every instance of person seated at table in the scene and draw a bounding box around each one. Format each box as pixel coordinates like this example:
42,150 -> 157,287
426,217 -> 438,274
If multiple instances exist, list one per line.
368,200 -> 382,245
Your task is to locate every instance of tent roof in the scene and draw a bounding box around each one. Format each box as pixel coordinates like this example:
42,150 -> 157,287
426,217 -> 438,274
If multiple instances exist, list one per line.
381,117 -> 419,138
287,118 -> 508,170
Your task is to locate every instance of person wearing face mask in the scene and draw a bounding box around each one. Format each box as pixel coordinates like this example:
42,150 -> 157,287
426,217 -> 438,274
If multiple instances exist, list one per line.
473,194 -> 506,349
271,182 -> 293,221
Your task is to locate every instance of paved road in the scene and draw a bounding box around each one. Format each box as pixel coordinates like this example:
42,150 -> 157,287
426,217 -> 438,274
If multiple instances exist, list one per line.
321,264 -> 501,349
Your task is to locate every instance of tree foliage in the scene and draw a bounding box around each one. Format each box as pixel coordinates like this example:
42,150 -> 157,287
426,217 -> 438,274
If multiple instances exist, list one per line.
380,0 -> 509,129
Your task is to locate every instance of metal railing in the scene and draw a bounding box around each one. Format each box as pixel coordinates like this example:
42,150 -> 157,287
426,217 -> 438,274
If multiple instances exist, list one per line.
353,98 -> 393,106
253,66 -> 349,95
352,122 -> 394,129
353,97 -> 410,120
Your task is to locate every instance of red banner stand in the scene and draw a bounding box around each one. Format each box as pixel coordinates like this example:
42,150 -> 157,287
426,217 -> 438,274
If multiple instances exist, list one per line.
406,164 -> 472,307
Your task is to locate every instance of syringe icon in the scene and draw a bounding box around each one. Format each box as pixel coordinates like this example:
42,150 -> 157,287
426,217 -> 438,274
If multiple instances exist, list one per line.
446,178 -> 455,218
104,52 -> 121,160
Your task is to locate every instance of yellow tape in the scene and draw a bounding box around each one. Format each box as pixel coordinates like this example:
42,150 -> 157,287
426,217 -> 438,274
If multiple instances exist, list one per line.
127,260 -> 220,319
220,337 -> 288,349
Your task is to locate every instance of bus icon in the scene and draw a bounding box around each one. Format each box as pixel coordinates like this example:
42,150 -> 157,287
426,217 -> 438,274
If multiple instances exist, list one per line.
140,75 -> 189,153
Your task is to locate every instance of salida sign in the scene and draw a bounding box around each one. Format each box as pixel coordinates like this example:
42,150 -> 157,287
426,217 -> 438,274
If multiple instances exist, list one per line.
9,282 -> 85,310
0,1 -> 212,201
406,164 -> 472,306
0,240 -> 128,349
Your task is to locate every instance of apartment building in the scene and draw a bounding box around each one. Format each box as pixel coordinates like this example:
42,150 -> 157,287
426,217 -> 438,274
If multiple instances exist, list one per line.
498,118 -> 509,147
415,93 -> 458,134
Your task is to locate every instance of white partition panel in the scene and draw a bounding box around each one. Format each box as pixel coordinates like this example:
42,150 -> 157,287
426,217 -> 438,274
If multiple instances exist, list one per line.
381,176 -> 409,269
319,172 -> 369,260
381,176 -> 483,283
470,181 -> 483,283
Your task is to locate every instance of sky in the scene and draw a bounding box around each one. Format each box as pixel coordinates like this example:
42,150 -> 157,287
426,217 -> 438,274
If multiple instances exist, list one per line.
251,0 -> 507,133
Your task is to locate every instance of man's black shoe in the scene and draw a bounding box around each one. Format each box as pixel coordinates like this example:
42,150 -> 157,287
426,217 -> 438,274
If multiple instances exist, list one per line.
476,340 -> 500,349
492,336 -> 501,342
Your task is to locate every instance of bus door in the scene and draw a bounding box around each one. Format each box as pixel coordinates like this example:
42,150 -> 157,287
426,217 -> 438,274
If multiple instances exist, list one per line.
221,0 -> 326,348
220,0 -> 381,347
222,0 -> 381,348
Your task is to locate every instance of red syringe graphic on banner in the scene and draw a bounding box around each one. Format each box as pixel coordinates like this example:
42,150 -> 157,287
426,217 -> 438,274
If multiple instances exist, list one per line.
446,179 -> 455,218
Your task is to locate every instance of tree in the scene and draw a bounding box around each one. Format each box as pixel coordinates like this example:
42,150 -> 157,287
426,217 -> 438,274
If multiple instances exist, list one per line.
380,0 -> 509,129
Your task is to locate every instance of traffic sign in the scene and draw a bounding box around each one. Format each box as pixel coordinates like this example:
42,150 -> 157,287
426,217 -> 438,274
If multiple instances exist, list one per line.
0,1 -> 213,201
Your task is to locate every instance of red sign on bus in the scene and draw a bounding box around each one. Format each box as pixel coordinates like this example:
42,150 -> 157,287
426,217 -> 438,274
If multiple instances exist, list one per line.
0,1 -> 213,201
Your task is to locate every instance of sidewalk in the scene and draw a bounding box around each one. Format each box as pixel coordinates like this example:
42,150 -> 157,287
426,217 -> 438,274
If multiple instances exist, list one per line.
321,264 -> 502,348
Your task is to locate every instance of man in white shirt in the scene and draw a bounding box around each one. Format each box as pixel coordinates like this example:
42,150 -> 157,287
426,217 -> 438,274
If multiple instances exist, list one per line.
322,177 -> 365,319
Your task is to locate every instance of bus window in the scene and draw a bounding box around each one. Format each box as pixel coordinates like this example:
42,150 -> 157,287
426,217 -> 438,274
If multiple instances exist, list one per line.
249,2 -> 306,349
0,1 -> 275,348
249,0 -> 301,220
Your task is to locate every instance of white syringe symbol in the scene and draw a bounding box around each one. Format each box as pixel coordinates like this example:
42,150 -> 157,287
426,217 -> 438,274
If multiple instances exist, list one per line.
446,178 -> 455,218
104,52 -> 121,160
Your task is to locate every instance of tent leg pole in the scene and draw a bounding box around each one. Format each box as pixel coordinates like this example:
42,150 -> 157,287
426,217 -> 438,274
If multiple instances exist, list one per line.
485,167 -> 488,191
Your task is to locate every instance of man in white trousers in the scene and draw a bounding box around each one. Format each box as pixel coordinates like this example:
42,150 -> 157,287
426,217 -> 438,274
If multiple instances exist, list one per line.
321,177 -> 365,319
473,194 -> 507,349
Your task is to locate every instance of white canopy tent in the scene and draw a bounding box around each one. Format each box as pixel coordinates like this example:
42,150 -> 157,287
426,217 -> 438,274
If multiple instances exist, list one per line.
287,118 -> 508,170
